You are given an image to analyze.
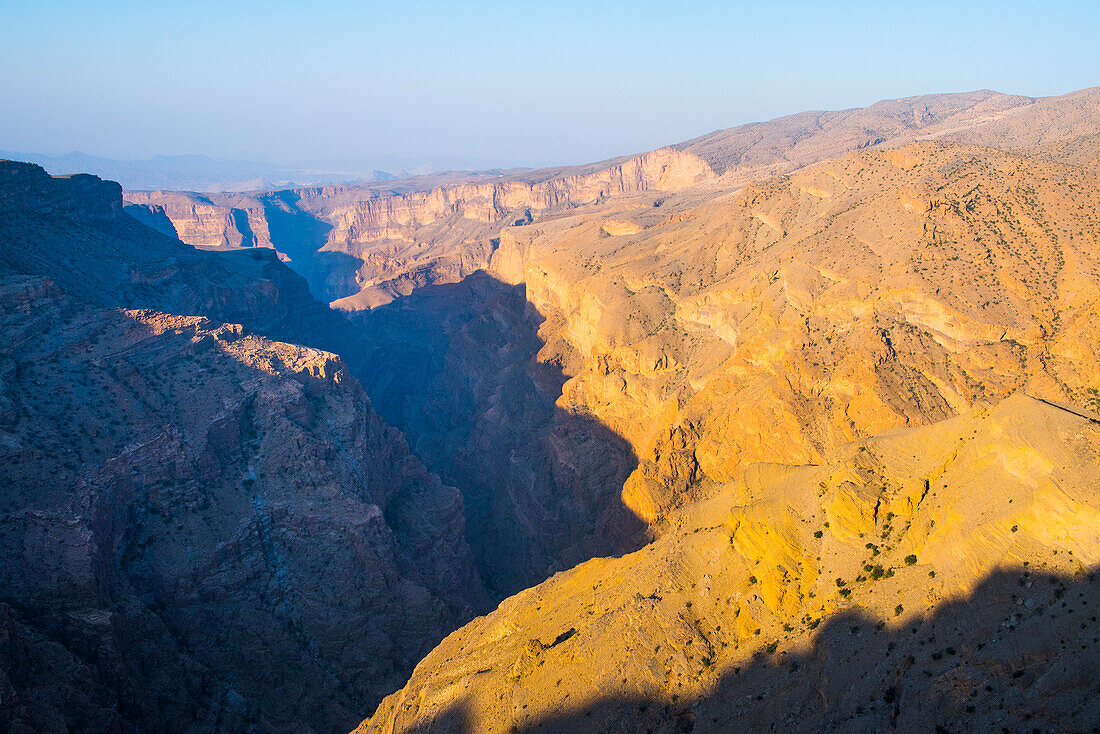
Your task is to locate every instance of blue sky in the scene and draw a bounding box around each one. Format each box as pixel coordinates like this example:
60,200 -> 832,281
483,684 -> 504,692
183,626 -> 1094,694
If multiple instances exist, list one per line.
1,0 -> 1098,169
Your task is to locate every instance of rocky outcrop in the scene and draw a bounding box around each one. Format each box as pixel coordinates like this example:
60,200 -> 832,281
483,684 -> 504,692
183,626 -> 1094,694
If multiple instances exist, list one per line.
124,191 -> 270,249
0,163 -> 489,733
361,395 -> 1100,733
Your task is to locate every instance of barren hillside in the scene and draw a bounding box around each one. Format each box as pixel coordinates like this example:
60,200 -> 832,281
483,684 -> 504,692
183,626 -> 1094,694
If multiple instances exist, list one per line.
363,395 -> 1100,733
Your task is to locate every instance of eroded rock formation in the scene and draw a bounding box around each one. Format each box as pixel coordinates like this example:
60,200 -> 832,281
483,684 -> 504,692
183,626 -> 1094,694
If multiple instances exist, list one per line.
0,162 -> 488,733
5,85 -> 1100,734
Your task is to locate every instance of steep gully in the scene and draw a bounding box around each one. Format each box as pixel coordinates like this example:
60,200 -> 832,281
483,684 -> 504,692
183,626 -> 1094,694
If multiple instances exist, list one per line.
131,191 -> 653,596
353,272 -> 644,596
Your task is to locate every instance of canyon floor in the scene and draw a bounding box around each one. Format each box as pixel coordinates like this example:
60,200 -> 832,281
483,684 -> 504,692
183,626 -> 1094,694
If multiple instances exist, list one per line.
2,86 -> 1100,734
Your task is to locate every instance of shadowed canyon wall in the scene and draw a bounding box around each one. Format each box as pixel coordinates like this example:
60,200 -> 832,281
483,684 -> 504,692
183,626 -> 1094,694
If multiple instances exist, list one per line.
354,272 -> 645,596
0,162 -> 489,733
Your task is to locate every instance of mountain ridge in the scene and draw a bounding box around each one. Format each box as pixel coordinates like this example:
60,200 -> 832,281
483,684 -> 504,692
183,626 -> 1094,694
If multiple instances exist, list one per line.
115,87 -> 1097,311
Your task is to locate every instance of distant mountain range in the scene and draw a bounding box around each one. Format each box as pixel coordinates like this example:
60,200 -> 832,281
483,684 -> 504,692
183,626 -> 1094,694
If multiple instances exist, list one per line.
0,150 -> 407,192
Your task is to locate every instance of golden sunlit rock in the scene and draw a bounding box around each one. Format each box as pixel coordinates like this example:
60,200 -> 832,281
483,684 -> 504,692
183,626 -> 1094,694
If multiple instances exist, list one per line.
361,395 -> 1100,733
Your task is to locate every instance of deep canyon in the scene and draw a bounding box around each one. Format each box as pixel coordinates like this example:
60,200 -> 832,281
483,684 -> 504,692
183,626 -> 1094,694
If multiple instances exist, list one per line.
2,86 -> 1100,733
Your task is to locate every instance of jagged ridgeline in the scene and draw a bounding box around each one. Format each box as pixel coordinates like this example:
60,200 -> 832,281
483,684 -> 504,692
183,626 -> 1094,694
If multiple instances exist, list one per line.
1,84 -> 1099,734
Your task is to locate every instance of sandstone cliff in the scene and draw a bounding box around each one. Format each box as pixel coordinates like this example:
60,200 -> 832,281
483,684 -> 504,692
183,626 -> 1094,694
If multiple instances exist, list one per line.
124,190 -> 268,248
361,395 -> 1100,733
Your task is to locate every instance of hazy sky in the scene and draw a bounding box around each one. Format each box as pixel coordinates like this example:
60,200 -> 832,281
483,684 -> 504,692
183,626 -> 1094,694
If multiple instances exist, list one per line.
2,0 -> 1099,169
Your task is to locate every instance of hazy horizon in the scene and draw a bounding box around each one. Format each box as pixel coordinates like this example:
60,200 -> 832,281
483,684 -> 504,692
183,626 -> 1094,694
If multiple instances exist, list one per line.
3,0 -> 1099,171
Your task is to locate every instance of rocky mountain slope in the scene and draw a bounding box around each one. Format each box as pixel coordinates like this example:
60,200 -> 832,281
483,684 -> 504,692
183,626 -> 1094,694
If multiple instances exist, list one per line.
485,137 -> 1100,532
361,394 -> 1100,733
0,161 -> 489,733
354,90 -> 1100,731
350,132 -> 1100,598
5,85 -> 1100,734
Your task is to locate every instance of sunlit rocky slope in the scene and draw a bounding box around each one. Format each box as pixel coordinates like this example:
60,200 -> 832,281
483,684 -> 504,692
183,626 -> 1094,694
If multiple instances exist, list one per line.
354,91 -> 1100,597
488,137 -> 1100,532
362,395 -> 1100,733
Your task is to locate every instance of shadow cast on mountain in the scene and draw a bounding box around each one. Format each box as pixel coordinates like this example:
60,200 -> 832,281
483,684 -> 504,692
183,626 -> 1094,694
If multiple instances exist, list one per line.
3,165 -> 641,602
392,566 -> 1100,733
354,270 -> 646,597
258,189 -> 362,303
0,308 -> 490,734
124,202 -> 181,239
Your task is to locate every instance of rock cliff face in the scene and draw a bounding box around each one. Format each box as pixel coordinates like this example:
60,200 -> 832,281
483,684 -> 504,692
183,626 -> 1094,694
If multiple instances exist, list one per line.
122,147 -> 713,308
0,162 -> 488,733
353,90 -> 1100,731
486,137 -> 1100,531
324,147 -> 712,243
340,130 -> 1100,601
124,191 -> 268,248
361,395 -> 1100,733
109,93 -> 1100,603
7,86 -> 1100,734
125,88 -> 1100,599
